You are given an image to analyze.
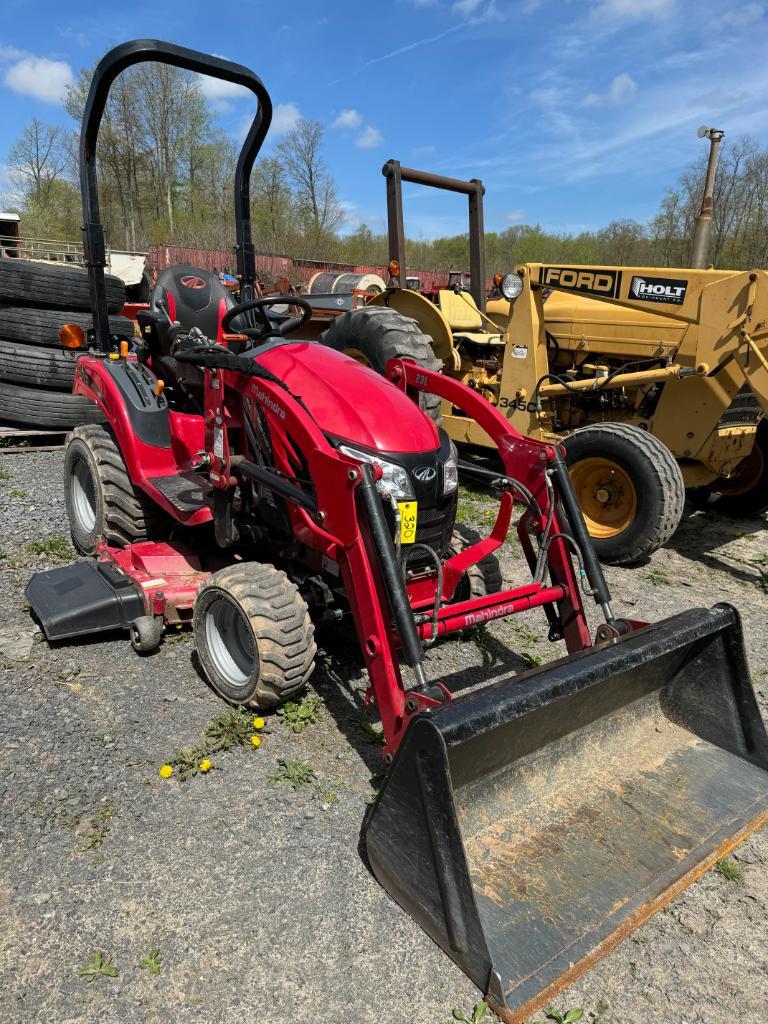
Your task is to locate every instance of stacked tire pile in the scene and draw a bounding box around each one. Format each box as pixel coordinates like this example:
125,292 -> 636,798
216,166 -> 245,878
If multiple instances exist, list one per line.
0,260 -> 133,430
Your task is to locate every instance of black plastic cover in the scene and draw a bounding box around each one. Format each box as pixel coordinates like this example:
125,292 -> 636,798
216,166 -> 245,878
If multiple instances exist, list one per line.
26,560 -> 146,640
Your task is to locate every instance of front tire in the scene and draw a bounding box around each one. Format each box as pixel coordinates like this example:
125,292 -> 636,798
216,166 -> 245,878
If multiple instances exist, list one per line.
564,423 -> 685,565
321,305 -> 442,422
64,424 -> 164,554
448,524 -> 503,603
194,562 -> 316,709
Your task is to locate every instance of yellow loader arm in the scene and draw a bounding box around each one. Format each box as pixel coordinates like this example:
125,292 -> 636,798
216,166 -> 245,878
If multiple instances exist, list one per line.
520,264 -> 768,412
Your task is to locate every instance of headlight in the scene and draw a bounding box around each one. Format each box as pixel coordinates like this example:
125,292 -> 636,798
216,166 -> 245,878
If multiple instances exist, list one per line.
338,444 -> 415,500
500,272 -> 523,301
444,441 -> 459,495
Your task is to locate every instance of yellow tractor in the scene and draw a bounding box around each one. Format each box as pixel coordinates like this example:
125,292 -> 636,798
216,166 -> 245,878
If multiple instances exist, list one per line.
322,160 -> 767,564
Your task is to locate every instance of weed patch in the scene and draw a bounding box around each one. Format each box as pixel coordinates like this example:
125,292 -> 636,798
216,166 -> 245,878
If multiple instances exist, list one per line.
77,950 -> 118,981
278,694 -> 323,733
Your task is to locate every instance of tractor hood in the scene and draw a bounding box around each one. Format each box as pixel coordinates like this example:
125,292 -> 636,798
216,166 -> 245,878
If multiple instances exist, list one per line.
257,342 -> 440,453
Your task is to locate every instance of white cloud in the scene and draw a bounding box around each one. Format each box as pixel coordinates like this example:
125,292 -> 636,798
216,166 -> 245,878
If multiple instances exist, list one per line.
332,108 -> 363,130
3,55 -> 74,104
505,210 -> 526,224
271,102 -> 301,135
356,125 -> 383,148
591,0 -> 675,21
198,74 -> 249,102
453,0 -> 483,11
0,46 -> 25,62
712,2 -> 764,30
583,72 -> 638,108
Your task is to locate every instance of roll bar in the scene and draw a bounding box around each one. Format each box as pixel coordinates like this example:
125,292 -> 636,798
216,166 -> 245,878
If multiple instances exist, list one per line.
79,39 -> 272,351
382,159 -> 486,312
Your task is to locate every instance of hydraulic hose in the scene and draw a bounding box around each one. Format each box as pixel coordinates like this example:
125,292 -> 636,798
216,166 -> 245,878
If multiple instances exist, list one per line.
357,464 -> 427,688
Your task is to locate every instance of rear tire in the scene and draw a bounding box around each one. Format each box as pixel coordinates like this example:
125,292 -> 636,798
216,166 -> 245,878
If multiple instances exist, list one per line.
687,421 -> 768,518
448,524 -> 503,603
194,562 -> 316,709
564,423 -> 684,565
0,261 -> 126,312
64,424 -> 165,554
0,380 -> 104,429
321,306 -> 442,422
0,307 -> 133,347
0,339 -> 81,390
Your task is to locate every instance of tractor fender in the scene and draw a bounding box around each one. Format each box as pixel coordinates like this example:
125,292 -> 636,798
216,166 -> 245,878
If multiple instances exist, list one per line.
368,288 -> 454,365
72,355 -> 207,522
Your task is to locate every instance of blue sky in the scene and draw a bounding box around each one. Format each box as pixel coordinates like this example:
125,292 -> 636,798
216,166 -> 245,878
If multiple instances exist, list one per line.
1,0 -> 767,240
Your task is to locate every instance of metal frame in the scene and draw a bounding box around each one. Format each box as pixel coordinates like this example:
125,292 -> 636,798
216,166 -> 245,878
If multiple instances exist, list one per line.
79,39 -> 272,351
382,159 -> 486,311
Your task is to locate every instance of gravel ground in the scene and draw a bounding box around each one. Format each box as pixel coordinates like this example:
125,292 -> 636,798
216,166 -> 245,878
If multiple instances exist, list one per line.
1,449 -> 767,1024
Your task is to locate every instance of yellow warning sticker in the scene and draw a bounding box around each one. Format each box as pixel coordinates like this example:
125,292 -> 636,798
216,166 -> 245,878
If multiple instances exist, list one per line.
398,501 -> 418,544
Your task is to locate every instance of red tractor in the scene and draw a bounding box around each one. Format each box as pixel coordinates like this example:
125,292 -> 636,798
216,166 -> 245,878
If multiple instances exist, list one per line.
27,40 -> 768,1024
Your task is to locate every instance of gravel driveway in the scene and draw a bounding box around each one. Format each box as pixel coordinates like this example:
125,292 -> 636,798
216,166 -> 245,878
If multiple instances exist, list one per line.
1,449 -> 766,1024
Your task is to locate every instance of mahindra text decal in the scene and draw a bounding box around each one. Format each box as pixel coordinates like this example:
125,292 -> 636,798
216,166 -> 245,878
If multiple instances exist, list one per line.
250,384 -> 286,419
630,275 -> 688,305
541,266 -> 621,298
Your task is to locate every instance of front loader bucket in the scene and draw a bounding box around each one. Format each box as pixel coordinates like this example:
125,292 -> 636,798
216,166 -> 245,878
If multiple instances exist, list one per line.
363,604 -> 768,1022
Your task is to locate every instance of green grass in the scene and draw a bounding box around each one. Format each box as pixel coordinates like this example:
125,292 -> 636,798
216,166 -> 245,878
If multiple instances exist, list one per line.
79,806 -> 115,852
27,536 -> 73,560
277,694 -> 323,733
165,707 -> 266,780
0,469 -> 10,481
358,715 -> 385,745
76,950 -> 118,981
715,856 -> 744,882
10,489 -> 25,498
268,758 -> 316,790
138,949 -> 162,975
641,569 -> 672,587
532,1008 -> 584,1024
452,1000 -> 487,1023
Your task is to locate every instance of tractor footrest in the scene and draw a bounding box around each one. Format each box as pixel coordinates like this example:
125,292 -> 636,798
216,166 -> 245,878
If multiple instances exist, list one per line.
148,471 -> 212,513
26,560 -> 145,641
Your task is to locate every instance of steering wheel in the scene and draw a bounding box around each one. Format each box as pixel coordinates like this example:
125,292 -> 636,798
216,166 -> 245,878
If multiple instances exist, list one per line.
221,296 -> 313,342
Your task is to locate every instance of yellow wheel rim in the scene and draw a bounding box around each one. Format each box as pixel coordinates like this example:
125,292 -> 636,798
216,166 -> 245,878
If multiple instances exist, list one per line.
569,457 -> 637,539
713,443 -> 765,497
342,346 -> 372,367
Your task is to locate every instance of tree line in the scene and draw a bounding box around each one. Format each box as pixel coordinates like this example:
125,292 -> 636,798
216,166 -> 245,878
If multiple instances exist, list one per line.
4,61 -> 768,275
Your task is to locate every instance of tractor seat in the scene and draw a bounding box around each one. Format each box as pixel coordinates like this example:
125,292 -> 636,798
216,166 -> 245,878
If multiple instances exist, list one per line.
149,265 -> 234,348
436,288 -> 483,331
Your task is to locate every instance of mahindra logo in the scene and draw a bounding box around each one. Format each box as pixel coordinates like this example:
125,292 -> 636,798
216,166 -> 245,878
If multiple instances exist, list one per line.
413,465 -> 436,482
180,275 -> 206,289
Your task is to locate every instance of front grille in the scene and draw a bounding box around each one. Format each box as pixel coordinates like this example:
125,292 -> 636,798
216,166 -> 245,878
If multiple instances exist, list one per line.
717,385 -> 763,429
382,492 -> 458,564
414,501 -> 457,557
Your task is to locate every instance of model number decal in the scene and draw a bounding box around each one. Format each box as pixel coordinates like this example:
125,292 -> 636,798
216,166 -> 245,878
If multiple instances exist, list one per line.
498,396 -> 538,413
541,266 -> 621,298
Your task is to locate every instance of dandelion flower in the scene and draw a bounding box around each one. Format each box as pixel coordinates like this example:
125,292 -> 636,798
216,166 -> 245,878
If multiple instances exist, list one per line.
159,764 -> 173,779
251,735 -> 262,748
199,759 -> 212,773
252,717 -> 265,730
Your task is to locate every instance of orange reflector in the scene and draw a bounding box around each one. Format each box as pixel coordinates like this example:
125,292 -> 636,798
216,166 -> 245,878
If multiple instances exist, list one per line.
388,259 -> 400,277
59,323 -> 85,349
493,272 -> 503,287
